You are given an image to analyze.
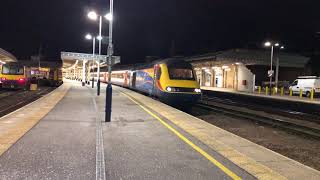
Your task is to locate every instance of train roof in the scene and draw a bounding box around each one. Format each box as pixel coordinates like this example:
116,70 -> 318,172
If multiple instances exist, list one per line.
101,58 -> 191,71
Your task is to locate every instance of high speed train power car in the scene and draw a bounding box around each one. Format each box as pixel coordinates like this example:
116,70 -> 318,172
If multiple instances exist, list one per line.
97,58 -> 201,105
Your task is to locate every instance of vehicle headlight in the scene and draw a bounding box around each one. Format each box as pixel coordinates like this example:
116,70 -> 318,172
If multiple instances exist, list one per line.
166,87 -> 172,92
194,88 -> 201,93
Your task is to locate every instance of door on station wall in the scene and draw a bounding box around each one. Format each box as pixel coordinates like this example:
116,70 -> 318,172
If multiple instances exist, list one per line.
214,68 -> 223,88
196,70 -> 202,85
204,70 -> 212,87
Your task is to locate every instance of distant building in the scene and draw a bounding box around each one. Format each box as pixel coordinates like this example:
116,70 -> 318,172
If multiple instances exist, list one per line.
186,49 -> 310,92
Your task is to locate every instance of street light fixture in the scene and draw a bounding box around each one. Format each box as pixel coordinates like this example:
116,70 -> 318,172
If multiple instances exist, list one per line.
87,11 -> 98,20
264,41 -> 271,47
85,34 -> 92,40
96,35 -> 103,41
105,13 -> 113,21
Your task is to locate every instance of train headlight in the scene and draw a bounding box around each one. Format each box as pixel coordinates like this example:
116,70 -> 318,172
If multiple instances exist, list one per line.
166,87 -> 172,92
194,88 -> 201,93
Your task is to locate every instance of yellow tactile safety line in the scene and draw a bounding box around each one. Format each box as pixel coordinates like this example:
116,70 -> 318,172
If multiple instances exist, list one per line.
0,85 -> 70,156
120,91 -> 242,180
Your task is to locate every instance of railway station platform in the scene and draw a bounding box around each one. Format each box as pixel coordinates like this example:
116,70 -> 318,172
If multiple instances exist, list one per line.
201,86 -> 320,105
0,80 -> 319,179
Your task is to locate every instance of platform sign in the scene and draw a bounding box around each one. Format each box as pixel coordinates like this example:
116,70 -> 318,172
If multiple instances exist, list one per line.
268,70 -> 274,77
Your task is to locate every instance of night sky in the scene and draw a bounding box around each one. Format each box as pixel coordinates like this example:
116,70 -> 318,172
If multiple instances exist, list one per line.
0,0 -> 319,64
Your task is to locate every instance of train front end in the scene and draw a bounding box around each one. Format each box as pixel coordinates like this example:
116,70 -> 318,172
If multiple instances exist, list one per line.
155,60 -> 201,106
0,63 -> 27,89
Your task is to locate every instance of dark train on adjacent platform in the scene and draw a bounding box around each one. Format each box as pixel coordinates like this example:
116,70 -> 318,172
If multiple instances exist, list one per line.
97,59 -> 202,105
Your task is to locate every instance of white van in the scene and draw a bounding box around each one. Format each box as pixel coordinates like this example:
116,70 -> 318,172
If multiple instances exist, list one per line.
289,76 -> 320,97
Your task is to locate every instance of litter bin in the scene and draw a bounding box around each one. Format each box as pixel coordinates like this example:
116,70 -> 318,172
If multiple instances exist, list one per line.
30,77 -> 38,91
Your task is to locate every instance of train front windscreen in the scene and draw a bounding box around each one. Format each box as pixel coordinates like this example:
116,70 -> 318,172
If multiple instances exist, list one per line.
167,63 -> 195,80
1,64 -> 24,75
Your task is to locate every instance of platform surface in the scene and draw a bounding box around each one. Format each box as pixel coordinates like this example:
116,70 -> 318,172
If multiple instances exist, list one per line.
201,86 -> 320,105
0,80 -> 319,180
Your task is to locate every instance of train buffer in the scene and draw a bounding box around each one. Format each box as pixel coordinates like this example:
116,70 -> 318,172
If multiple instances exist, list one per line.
0,80 -> 319,179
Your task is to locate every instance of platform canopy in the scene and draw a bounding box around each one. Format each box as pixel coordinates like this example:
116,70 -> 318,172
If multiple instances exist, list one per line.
60,52 -> 120,69
186,49 -> 310,68
0,48 -> 17,64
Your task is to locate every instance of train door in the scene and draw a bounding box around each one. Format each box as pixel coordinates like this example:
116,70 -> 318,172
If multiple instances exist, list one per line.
132,72 -> 136,88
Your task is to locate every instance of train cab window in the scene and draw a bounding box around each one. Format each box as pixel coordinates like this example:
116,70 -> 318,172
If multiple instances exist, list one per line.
167,63 -> 195,80
2,65 -> 24,75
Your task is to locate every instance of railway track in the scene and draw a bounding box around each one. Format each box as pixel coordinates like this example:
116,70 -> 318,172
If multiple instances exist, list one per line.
195,97 -> 320,139
202,90 -> 320,120
0,87 -> 54,117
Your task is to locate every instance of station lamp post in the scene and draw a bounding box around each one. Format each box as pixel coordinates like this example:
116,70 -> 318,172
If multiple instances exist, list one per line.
85,33 -> 96,88
87,10 -> 112,96
264,41 -> 284,93
105,0 -> 114,122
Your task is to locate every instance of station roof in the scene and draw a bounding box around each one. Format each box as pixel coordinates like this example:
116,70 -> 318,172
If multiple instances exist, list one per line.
0,48 -> 17,63
60,52 -> 120,69
186,49 -> 310,68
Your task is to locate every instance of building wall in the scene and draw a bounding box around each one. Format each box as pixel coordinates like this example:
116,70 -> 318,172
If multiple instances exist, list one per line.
237,65 -> 255,92
194,64 -> 255,92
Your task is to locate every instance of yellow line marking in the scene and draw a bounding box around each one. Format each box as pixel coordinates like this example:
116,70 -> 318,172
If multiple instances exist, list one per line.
120,91 -> 242,180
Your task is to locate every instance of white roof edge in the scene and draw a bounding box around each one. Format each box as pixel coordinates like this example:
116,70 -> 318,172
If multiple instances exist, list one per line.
0,48 -> 17,62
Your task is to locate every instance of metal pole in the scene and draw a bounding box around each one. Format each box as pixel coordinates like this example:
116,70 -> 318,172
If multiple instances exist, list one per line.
275,57 -> 279,91
105,0 -> 113,122
269,45 -> 273,94
97,16 -> 102,96
92,37 -> 96,88
82,60 -> 86,86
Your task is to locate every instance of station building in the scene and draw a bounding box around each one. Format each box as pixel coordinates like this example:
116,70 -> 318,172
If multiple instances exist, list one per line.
186,49 -> 309,92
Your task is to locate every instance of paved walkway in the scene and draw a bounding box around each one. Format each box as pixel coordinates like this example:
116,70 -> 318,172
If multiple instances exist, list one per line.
0,81 -> 255,180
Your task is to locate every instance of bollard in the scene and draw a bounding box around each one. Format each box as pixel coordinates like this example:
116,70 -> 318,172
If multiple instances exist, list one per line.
258,86 -> 261,94
311,89 -> 314,100
92,78 -> 94,88
299,89 -> 303,98
280,87 -> 284,96
266,87 -> 269,95
289,88 -> 293,96
97,80 -> 100,96
105,83 -> 112,122
272,87 -> 276,95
